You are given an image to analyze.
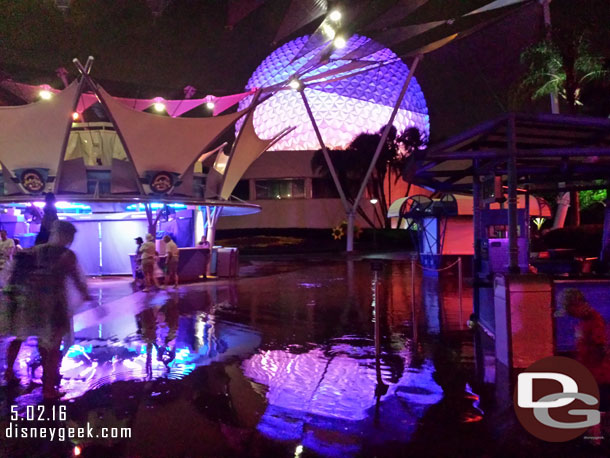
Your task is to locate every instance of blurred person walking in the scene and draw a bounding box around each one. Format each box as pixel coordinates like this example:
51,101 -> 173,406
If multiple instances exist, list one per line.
2,220 -> 90,399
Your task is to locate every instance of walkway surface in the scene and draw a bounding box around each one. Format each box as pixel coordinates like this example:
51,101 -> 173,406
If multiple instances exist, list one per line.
0,258 -> 607,457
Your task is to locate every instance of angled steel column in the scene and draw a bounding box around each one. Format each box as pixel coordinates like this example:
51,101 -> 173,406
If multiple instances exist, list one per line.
349,54 -> 423,251
300,89 -> 350,213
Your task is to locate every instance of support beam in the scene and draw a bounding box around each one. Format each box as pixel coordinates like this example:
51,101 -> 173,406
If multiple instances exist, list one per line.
472,160 -> 482,318
301,55 -> 422,252
300,89 -> 350,213
347,210 -> 355,252
352,55 -> 423,217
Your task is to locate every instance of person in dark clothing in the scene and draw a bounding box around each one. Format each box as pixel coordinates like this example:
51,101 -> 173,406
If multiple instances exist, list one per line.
35,192 -> 58,245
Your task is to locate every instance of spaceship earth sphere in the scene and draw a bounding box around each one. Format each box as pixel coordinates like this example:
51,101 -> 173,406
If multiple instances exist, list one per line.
238,34 -> 430,151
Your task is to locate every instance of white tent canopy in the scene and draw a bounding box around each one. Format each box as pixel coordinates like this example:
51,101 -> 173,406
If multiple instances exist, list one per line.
0,80 -> 79,176
97,86 -> 246,178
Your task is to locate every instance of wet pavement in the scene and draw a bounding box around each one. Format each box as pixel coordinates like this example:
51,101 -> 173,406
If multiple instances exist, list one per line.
0,258 -> 607,457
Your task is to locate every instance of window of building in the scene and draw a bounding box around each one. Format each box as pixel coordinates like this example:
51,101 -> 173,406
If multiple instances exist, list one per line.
312,178 -> 340,198
232,179 -> 250,200
255,179 -> 305,200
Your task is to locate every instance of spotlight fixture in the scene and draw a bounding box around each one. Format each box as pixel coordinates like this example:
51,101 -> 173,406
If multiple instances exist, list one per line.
370,198 -> 379,205
153,101 -> 166,112
39,89 -> 53,100
205,101 -> 215,110
333,36 -> 347,49
329,10 -> 342,22
288,79 -> 302,90
72,112 -> 80,121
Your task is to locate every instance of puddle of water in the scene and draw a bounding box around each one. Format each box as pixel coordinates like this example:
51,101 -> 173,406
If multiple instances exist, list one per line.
0,260 -> 603,457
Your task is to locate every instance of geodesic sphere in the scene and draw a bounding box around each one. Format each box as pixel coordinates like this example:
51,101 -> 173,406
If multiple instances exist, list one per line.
238,34 -> 429,151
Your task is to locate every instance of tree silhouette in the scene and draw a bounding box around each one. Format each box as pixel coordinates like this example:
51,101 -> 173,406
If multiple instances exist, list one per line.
311,126 -> 425,228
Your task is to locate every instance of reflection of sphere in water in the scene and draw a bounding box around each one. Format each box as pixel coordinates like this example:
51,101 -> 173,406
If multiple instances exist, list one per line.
238,34 -> 429,151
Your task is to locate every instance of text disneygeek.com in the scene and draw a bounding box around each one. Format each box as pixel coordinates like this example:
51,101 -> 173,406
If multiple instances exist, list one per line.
4,423 -> 132,441
3,405 -> 131,441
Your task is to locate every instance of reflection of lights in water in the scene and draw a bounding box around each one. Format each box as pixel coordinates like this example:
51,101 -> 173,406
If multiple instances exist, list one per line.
1,317 -> 259,400
242,338 -> 448,455
244,341 -> 433,422
298,282 -> 322,289
462,383 -> 484,423
371,276 -> 377,324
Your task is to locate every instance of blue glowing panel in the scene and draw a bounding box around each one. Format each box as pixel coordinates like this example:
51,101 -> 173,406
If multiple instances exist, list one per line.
238,34 -> 430,151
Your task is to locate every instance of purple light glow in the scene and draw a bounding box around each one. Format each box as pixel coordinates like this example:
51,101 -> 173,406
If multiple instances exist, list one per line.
242,342 -> 442,422
238,34 -> 430,151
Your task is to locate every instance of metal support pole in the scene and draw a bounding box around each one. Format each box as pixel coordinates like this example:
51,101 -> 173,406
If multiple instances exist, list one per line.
472,160 -> 482,317
352,55 -> 423,218
525,189 -> 531,264
300,89 -> 350,213
347,210 -> 355,252
207,206 -> 222,249
411,257 -> 417,341
507,115 -> 519,273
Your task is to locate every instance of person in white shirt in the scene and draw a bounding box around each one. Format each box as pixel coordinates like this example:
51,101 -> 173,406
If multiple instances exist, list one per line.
0,230 -> 15,271
140,234 -> 161,292
163,235 -> 180,288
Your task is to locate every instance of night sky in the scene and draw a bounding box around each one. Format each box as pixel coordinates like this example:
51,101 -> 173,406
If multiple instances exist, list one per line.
0,0 -> 608,142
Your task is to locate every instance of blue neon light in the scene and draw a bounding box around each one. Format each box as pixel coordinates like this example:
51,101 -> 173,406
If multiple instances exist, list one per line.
125,203 -> 187,211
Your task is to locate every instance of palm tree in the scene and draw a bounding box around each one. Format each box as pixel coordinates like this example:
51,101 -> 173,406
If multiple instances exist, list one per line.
515,34 -> 609,226
517,37 -> 608,114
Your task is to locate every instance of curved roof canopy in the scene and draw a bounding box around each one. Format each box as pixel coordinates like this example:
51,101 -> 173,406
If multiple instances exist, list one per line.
0,75 -> 291,215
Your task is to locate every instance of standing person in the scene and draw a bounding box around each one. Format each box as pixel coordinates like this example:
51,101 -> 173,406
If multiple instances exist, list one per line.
140,234 -> 161,292
134,237 -> 144,290
3,221 -> 90,399
163,235 -> 180,288
198,237 -> 211,280
0,229 -> 15,272
35,193 -> 58,245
